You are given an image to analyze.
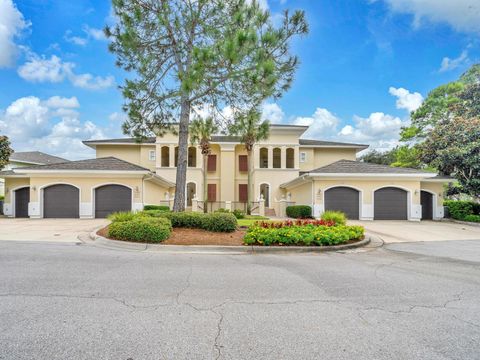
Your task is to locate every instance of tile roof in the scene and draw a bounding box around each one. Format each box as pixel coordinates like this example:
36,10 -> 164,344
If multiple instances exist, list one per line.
299,139 -> 368,148
307,159 -> 434,174
10,151 -> 68,165
83,137 -> 156,145
16,157 -> 149,172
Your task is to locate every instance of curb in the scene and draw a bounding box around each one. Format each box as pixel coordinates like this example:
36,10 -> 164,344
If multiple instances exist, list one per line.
89,230 -> 372,254
441,218 -> 480,228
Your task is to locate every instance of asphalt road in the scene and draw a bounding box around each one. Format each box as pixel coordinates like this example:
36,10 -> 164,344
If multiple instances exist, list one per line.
0,240 -> 479,360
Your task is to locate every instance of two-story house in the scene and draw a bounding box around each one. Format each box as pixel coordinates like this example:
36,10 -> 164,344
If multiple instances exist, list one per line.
1,124 -> 449,220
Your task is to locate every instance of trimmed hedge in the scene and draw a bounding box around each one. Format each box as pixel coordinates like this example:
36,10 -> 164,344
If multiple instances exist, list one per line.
232,209 -> 245,219
444,200 -> 480,222
108,217 -> 172,243
286,205 -> 312,219
144,205 -> 170,211
108,211 -> 137,222
244,224 -> 364,246
321,211 -> 347,225
142,211 -> 237,232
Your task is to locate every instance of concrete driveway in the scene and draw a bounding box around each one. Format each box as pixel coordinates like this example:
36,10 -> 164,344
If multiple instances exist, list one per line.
0,218 -> 108,243
351,220 -> 480,243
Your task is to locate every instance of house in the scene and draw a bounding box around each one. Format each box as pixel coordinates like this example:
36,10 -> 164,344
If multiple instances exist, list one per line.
0,124 -> 449,220
0,152 -> 68,197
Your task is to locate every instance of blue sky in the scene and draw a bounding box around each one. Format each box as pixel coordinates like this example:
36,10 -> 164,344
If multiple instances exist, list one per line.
0,0 -> 479,159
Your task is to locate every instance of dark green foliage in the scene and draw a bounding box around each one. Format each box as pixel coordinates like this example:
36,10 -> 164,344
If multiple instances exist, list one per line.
107,211 -> 137,222
202,212 -> 237,233
108,216 -> 172,243
244,224 -> 364,246
360,145 -> 425,169
360,149 -> 396,165
232,209 -> 245,219
0,136 -> 13,170
0,195 -> 4,201
444,200 -> 480,222
286,205 -> 312,219
162,212 -> 205,228
144,205 -> 170,211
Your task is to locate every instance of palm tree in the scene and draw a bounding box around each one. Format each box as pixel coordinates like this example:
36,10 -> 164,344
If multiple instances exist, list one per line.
190,118 -> 218,213
229,108 -> 270,214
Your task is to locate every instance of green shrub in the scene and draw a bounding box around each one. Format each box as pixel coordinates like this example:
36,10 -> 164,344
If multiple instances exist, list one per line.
108,211 -> 137,222
161,212 -> 205,228
232,209 -> 245,219
286,205 -> 312,219
0,195 -> 4,201
202,212 -> 237,232
144,205 -> 170,211
464,214 -> 480,223
140,209 -> 171,218
244,224 -> 364,246
321,211 -> 347,225
215,208 -> 230,213
443,200 -> 479,220
108,217 -> 172,243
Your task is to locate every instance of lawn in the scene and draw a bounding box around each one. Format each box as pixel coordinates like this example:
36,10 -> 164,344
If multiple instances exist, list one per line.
237,216 -> 270,227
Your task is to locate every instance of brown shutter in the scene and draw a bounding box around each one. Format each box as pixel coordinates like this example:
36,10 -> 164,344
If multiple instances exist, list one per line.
207,155 -> 217,172
239,184 -> 248,202
239,155 -> 248,172
207,184 -> 217,202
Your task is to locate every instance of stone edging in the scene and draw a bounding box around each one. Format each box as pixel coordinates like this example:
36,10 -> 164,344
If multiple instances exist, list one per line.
89,229 -> 372,254
441,218 -> 480,228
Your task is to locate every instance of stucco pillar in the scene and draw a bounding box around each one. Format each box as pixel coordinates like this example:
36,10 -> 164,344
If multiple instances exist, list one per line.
169,144 -> 175,168
192,196 -> 199,212
253,146 -> 259,169
294,146 -> 300,169
220,144 -> 235,203
267,146 -> 273,169
259,197 -> 265,217
225,200 -> 232,212
281,146 -> 286,169
196,147 -> 202,168
278,198 -> 287,218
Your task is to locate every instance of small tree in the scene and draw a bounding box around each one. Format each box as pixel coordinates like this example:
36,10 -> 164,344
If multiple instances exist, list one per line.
107,0 -> 308,211
229,107 -> 269,214
190,117 -> 218,212
0,136 -> 13,170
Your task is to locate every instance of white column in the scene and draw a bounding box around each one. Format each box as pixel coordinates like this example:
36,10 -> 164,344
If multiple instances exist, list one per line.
267,146 -> 273,169
169,144 -> 175,168
253,145 -> 259,169
281,146 -> 286,169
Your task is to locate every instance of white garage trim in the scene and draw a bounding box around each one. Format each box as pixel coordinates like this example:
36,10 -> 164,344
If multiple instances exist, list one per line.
91,183 -> 135,218
372,185 -> 419,221
420,189 -> 442,220
322,185 -> 364,220
38,182 -> 81,219
9,186 -> 30,218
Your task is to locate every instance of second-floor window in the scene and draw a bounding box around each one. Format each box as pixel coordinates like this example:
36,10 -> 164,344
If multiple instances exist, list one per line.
259,147 -> 268,168
188,147 -> 197,167
149,150 -> 156,161
161,146 -> 169,167
300,152 -> 307,163
207,154 -> 217,172
238,155 -> 248,172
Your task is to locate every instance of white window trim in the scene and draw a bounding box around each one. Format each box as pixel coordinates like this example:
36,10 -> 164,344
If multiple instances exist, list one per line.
149,150 -> 156,161
300,152 -> 307,163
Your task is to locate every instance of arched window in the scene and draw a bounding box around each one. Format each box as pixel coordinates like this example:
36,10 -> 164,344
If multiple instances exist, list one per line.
286,148 -> 294,168
273,148 -> 281,168
174,146 -> 179,167
259,147 -> 268,168
188,147 -> 197,167
161,146 -> 170,167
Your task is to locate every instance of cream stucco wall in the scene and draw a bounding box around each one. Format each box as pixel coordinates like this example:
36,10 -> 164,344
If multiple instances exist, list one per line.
96,145 -> 141,164
4,177 -> 30,203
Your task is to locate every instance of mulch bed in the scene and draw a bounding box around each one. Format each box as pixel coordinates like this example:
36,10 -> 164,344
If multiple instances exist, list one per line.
97,226 -> 246,246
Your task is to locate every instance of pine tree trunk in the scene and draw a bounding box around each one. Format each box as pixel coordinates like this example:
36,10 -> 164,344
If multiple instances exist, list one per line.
173,97 -> 190,212
247,149 -> 252,215
203,154 -> 208,214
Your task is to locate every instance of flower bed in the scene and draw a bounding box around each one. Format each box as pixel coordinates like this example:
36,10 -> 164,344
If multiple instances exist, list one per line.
244,224 -> 364,246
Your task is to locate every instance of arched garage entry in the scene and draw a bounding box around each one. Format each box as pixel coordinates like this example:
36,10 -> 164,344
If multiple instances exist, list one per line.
14,187 -> 30,218
324,186 -> 360,220
421,190 -> 434,220
374,187 -> 408,220
95,184 -> 132,218
43,184 -> 80,218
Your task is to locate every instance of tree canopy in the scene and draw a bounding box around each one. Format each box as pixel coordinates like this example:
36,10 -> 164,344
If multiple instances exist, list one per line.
107,0 -> 308,211
0,136 -> 13,170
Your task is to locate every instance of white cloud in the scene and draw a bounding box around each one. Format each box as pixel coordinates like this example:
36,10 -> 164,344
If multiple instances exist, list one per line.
0,0 -> 29,67
261,102 -> 285,123
388,87 -> 423,112
439,50 -> 469,72
18,53 -> 115,90
82,25 -> 106,40
294,108 -> 340,138
63,30 -> 88,46
0,96 -> 120,159
17,55 -> 71,82
379,0 -> 480,33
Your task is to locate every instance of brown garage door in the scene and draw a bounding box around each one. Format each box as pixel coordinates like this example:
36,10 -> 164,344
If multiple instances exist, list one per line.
324,187 -> 360,220
421,191 -> 433,220
95,185 -> 132,218
44,184 -> 79,218
374,187 -> 408,220
15,187 -> 30,218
